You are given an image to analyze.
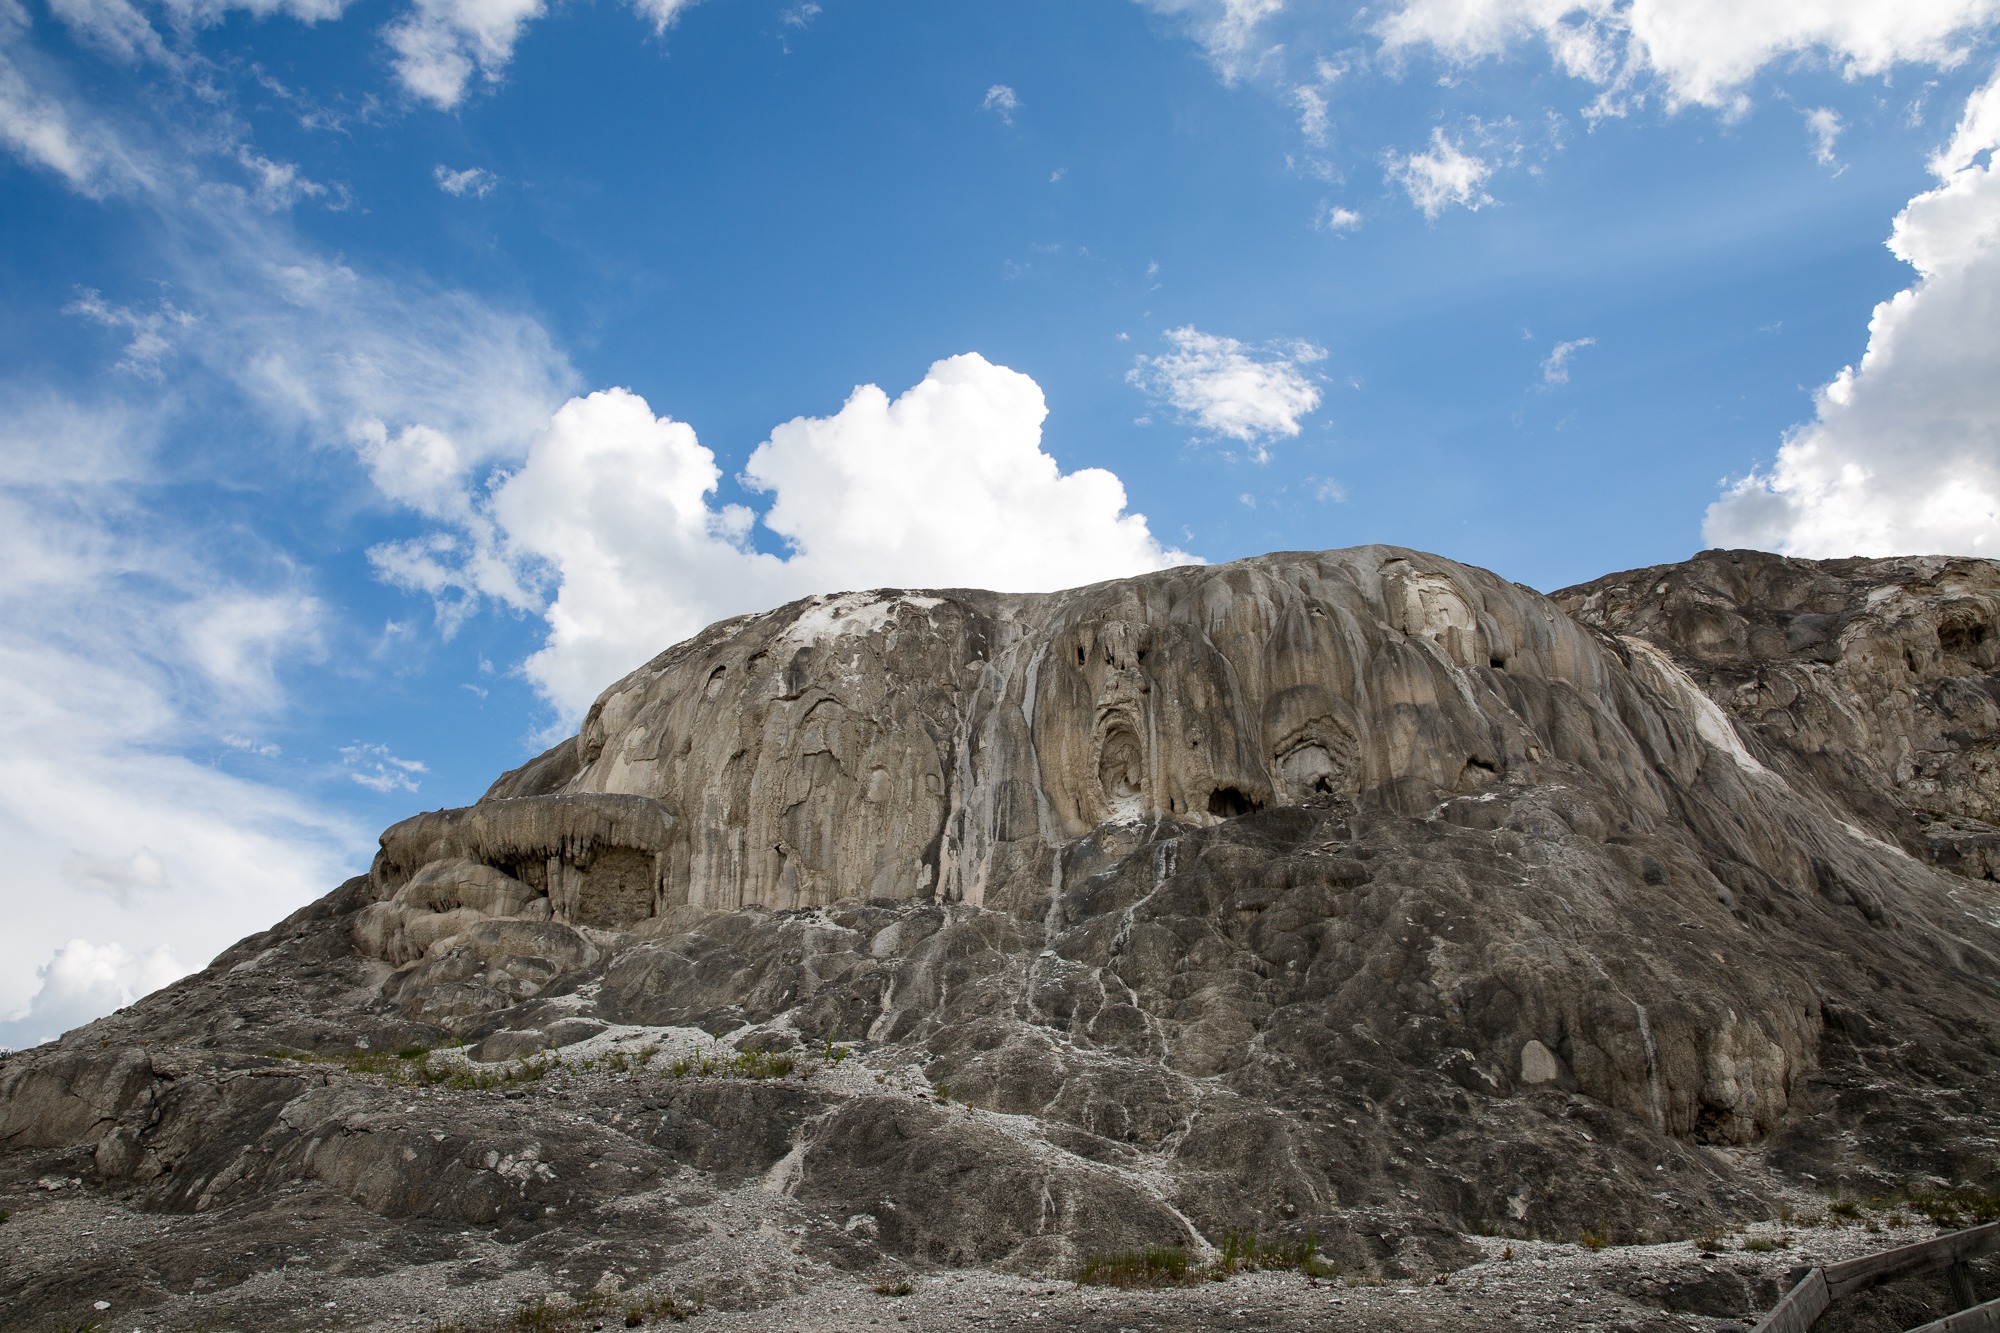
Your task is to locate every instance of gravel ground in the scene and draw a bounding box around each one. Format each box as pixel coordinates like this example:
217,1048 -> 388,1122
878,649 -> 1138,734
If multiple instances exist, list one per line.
7,1153 -> 1990,1333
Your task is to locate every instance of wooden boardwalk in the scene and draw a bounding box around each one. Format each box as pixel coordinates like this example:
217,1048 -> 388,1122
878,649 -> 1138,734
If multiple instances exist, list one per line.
1751,1221 -> 1999,1333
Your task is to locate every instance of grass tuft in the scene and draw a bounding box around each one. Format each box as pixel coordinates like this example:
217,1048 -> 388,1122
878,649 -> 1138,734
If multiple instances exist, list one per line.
1074,1248 -> 1195,1288
1077,1229 -> 1335,1289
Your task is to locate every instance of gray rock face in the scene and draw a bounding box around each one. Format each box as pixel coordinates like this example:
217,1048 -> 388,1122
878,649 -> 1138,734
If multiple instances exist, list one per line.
1555,548 -> 2000,879
3,545 -> 1998,1332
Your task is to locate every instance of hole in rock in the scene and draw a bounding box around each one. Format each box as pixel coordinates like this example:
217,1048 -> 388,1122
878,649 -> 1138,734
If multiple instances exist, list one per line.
1076,645 -> 1086,666
1098,729 -> 1145,801
1939,615 -> 1991,657
1489,656 -> 1507,670
1457,756 -> 1500,789
1207,787 -> 1263,818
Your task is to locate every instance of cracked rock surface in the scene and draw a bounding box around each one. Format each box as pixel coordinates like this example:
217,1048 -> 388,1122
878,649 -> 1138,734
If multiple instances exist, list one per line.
3,545 -> 1998,1332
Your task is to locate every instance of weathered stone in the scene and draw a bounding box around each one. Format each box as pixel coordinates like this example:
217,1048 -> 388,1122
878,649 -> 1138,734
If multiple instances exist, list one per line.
4,545 -> 1999,1333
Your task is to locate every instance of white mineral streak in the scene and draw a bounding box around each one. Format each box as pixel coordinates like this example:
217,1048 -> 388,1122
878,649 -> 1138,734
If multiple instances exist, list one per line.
1620,637 -> 1770,776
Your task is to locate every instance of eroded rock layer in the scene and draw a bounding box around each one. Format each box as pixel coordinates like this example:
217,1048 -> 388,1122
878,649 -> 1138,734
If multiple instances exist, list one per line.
4,545 -> 1998,1331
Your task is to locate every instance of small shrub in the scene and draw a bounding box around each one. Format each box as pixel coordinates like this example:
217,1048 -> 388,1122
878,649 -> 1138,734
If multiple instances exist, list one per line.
1579,1225 -> 1611,1251
872,1279 -> 914,1297
1074,1248 -> 1195,1288
1742,1235 -> 1791,1253
1829,1199 -> 1863,1222
395,1044 -> 433,1061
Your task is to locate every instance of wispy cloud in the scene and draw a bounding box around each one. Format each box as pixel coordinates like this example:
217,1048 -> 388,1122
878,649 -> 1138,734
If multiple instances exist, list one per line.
1293,84 -> 1329,145
1805,106 -> 1844,168
981,83 -> 1019,124
1540,336 -> 1595,385
341,742 -> 428,792
1128,326 -> 1326,460
434,163 -> 497,196
1134,0 -> 1286,83
64,290 -> 196,379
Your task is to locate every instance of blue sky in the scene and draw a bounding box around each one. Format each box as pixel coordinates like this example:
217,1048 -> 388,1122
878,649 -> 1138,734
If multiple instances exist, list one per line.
4,0 -> 1999,1044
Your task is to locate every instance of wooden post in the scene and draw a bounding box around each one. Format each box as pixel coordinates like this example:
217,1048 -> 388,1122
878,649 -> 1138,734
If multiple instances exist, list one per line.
1751,1266 -> 1829,1333
1950,1260 -> 1981,1311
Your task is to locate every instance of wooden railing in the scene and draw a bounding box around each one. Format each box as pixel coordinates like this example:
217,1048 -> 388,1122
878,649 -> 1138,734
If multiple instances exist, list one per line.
1750,1221 -> 1999,1333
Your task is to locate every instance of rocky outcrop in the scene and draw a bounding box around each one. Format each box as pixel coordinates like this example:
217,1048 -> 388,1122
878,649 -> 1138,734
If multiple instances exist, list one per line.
3,545 -> 1998,1333
1555,548 -> 2000,880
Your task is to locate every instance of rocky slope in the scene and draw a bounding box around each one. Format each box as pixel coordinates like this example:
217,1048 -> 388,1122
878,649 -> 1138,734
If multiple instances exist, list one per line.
3,545 -> 1997,1332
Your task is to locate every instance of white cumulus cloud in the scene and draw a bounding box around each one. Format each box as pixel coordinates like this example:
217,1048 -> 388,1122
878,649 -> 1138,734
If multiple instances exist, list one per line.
383,0 -> 548,108
380,355 -> 1195,720
1373,0 -> 2000,115
0,938 -> 185,1050
1705,64 -> 2000,558
1316,203 -> 1363,231
1389,128 -> 1494,217
1129,326 -> 1326,460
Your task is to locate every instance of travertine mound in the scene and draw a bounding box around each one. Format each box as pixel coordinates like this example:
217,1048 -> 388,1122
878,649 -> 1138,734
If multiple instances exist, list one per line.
3,546 -> 1997,1332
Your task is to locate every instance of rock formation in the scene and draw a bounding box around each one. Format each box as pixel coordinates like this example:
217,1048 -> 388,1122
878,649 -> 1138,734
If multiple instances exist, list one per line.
2,545 -> 1997,1331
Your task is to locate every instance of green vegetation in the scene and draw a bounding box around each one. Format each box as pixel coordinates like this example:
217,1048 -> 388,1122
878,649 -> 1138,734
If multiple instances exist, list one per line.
665,1045 -> 796,1080
871,1279 -> 914,1297
1073,1248 -> 1195,1288
1742,1235 -> 1792,1252
1074,1229 -> 1335,1289
1769,1184 -> 2000,1235
1578,1224 -> 1611,1251
1902,1185 -> 2000,1227
1212,1229 -> 1333,1279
